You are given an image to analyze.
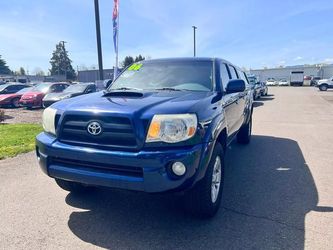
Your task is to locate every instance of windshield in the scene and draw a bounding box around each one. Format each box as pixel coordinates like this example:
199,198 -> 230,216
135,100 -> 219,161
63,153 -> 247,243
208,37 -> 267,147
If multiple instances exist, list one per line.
109,61 -> 213,91
0,84 -> 9,92
31,83 -> 51,93
63,84 -> 87,93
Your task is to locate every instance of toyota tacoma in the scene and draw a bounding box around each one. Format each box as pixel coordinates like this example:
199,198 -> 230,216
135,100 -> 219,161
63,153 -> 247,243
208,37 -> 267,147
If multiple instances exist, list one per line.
36,58 -> 253,217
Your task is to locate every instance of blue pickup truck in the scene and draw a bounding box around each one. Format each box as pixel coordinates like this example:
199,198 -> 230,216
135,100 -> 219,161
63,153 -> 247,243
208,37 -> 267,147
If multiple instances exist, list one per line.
36,58 -> 253,217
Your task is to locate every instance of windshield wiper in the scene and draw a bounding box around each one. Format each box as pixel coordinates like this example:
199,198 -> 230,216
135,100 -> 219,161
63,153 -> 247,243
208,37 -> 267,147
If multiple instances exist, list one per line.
154,87 -> 182,91
104,87 -> 142,94
113,87 -> 143,91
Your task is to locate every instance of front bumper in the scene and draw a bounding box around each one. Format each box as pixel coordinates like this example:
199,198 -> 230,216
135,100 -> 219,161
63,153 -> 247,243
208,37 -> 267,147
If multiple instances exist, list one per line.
42,100 -> 57,108
19,99 -> 39,107
36,132 -> 214,193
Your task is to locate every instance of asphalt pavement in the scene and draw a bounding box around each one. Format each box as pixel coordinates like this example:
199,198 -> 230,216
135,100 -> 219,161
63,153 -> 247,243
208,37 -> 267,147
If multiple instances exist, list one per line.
0,87 -> 332,249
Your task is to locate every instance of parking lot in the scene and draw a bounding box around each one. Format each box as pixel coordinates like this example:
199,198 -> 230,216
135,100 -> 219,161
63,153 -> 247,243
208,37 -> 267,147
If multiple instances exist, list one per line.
0,87 -> 332,249
2,107 -> 43,124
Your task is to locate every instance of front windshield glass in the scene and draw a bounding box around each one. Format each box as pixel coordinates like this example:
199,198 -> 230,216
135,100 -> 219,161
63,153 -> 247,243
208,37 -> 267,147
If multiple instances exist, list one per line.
63,84 -> 87,93
31,83 -> 51,93
109,61 -> 213,91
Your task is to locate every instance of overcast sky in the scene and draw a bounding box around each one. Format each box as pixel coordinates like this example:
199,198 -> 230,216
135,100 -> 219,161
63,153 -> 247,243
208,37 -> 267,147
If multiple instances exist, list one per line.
1,0 -> 333,74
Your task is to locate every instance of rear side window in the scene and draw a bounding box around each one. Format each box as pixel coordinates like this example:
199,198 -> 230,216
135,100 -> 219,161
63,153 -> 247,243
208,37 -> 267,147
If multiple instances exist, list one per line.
228,65 -> 238,79
6,85 -> 24,93
220,63 -> 231,91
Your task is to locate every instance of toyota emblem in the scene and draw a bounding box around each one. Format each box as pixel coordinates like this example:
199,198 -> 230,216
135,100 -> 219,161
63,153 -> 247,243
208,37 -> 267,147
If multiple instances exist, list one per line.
87,121 -> 102,136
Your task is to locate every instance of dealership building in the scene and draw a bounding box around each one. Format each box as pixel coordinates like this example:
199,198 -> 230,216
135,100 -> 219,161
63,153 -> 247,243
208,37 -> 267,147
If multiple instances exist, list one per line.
249,64 -> 333,82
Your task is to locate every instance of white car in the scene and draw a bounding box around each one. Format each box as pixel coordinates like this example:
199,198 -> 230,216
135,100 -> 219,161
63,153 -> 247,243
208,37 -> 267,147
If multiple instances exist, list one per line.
278,79 -> 289,86
266,79 -> 277,86
316,77 -> 333,91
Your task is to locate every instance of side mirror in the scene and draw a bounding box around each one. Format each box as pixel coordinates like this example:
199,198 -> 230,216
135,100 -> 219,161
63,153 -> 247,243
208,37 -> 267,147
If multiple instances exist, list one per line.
226,79 -> 246,94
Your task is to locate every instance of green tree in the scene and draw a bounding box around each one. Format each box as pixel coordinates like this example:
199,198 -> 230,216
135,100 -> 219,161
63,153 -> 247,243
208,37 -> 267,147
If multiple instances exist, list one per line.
49,42 -> 76,80
122,55 -> 145,68
122,56 -> 134,68
0,55 -> 11,75
134,54 -> 145,62
19,67 -> 26,75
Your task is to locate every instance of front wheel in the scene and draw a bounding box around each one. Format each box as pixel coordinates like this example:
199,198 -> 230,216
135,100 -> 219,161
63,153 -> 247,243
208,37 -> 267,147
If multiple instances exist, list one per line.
237,115 -> 252,144
184,143 -> 225,218
11,97 -> 20,108
319,84 -> 328,91
55,178 -> 90,193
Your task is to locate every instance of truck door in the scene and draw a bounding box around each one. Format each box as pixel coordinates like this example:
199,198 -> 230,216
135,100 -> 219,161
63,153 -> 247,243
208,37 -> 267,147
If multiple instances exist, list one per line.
220,63 -> 239,136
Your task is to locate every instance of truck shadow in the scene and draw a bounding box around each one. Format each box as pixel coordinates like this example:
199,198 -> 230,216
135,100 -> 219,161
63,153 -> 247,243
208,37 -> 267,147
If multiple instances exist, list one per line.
65,135 -> 331,249
254,95 -> 275,108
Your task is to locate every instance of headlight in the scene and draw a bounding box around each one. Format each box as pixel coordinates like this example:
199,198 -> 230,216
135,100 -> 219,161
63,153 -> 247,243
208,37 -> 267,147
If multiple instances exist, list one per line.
146,114 -> 197,143
42,107 -> 57,135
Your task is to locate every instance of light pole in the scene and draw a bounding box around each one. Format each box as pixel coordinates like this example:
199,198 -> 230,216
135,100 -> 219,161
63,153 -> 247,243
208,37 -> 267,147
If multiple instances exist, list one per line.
192,26 -> 197,57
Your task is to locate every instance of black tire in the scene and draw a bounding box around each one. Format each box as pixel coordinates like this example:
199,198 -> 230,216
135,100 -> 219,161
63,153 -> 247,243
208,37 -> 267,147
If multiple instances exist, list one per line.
237,115 -> 252,144
319,84 -> 328,91
55,178 -> 89,193
11,97 -> 20,108
184,143 -> 225,218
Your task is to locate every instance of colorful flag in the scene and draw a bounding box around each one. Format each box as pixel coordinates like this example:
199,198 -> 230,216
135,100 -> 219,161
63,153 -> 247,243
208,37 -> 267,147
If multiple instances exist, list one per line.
113,0 -> 119,53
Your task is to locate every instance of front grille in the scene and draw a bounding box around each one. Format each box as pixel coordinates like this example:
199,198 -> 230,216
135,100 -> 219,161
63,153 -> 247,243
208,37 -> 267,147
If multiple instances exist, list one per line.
50,157 -> 143,178
58,114 -> 138,149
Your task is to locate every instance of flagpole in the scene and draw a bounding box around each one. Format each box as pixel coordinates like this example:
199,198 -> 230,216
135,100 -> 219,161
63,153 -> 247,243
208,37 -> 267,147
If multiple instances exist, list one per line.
114,0 -> 119,80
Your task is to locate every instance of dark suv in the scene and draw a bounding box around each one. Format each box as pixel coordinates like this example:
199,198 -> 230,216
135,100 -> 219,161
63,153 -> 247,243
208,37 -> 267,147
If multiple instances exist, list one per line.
36,58 -> 253,217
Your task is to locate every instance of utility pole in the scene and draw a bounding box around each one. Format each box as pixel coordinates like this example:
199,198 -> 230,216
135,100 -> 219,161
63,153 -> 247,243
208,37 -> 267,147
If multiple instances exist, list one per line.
192,26 -> 197,57
94,0 -> 104,81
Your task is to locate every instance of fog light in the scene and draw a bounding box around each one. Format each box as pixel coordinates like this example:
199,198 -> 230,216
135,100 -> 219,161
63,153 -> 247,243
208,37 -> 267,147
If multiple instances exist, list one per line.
171,162 -> 186,176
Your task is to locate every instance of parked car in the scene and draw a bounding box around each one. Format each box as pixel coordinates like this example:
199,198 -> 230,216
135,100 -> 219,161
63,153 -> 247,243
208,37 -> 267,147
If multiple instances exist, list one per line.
103,79 -> 113,88
0,84 -> 30,107
311,76 -> 321,86
42,83 -> 96,108
316,77 -> 333,91
278,79 -> 289,86
260,82 -> 268,96
247,75 -> 261,99
266,78 -> 277,86
36,58 -> 253,218
253,82 -> 262,99
19,82 -> 69,108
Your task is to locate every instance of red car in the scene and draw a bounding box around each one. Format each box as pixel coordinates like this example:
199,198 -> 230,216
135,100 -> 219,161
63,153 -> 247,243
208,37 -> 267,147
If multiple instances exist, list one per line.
19,82 -> 69,108
0,84 -> 31,108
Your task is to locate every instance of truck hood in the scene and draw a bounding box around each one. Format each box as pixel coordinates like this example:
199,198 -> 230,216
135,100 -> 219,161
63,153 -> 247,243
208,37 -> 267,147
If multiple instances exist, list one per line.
318,79 -> 329,84
52,90 -> 215,120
